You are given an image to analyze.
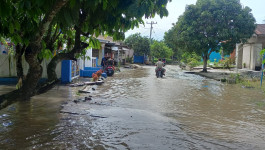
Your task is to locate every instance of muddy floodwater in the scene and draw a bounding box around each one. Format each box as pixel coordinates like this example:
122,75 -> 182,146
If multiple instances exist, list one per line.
1,65 -> 265,150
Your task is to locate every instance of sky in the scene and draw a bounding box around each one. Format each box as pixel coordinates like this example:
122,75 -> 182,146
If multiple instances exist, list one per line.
125,0 -> 265,41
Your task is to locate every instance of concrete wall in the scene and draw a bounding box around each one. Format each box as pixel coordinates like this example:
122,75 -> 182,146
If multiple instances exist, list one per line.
125,49 -> 134,58
242,44 -> 251,69
236,34 -> 265,70
254,44 -> 262,68
84,47 -> 92,67
242,43 -> 262,70
0,55 -> 61,78
236,44 -> 243,69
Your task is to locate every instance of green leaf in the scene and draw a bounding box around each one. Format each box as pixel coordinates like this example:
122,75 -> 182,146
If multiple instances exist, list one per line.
89,38 -> 100,49
64,11 -> 73,25
13,35 -> 22,44
260,49 -> 265,56
95,29 -> 100,37
35,0 -> 44,7
25,1 -> 31,9
38,49 -> 53,60
69,0 -> 76,8
14,21 -> 20,30
41,40 -> 46,49
103,0 -> 108,10
9,23 -> 14,34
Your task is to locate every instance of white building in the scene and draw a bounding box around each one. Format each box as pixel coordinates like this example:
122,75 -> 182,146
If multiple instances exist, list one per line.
236,24 -> 265,70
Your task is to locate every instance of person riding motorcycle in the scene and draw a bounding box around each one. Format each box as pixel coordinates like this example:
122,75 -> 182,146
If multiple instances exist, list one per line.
162,58 -> 166,66
155,58 -> 165,75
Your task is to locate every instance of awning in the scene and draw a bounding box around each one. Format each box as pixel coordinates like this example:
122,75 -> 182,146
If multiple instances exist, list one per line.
111,46 -> 119,51
122,47 -> 129,51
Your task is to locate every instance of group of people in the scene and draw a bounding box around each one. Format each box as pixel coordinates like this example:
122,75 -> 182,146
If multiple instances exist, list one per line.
101,54 -> 114,70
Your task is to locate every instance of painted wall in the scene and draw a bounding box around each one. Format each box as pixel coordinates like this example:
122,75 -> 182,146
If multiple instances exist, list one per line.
0,55 -> 61,78
236,34 -> 265,70
242,43 -> 262,70
209,52 -> 222,62
242,44 -> 251,68
84,47 -> 92,67
125,49 -> 134,58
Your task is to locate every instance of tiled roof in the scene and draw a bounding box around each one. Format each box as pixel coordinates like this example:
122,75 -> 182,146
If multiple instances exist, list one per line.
255,24 -> 265,35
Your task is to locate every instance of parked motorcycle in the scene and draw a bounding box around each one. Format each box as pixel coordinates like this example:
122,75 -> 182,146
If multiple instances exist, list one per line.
105,65 -> 115,76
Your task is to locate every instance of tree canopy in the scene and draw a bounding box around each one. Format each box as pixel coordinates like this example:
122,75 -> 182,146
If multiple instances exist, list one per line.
170,0 -> 256,72
0,0 -> 171,109
150,41 -> 173,59
164,25 -> 184,60
125,33 -> 151,56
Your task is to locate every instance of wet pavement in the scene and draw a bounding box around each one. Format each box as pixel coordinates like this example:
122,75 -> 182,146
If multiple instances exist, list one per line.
1,65 -> 265,149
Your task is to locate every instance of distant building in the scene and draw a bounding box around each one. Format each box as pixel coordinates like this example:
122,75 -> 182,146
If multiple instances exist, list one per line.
236,24 -> 265,70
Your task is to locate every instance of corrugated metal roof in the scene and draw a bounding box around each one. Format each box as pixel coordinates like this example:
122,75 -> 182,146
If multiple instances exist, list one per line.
255,24 -> 265,35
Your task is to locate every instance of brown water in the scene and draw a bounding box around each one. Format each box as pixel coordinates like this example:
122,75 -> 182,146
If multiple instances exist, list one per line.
0,65 -> 265,149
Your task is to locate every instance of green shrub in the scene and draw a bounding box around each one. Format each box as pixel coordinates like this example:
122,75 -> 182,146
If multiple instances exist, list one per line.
188,58 -> 200,68
219,57 -> 233,68
152,57 -> 158,64
166,59 -> 173,64
181,52 -> 200,67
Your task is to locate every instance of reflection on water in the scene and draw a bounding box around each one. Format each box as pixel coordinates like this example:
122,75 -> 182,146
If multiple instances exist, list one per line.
0,85 -> 71,149
0,65 -> 265,149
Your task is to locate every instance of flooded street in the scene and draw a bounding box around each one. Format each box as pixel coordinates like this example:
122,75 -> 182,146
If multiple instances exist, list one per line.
1,65 -> 265,149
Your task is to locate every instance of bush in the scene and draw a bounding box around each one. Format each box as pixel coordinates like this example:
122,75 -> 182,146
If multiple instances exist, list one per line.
126,56 -> 133,63
152,58 -> 173,64
219,57 -> 233,68
188,58 -> 200,68
166,59 -> 173,64
152,57 -> 158,64
181,52 -> 200,67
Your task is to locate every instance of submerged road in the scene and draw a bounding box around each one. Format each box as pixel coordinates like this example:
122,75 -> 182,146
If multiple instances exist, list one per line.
1,65 -> 265,149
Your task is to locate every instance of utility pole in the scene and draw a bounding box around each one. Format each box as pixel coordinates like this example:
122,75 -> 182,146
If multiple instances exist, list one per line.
146,21 -> 157,64
146,21 -> 157,44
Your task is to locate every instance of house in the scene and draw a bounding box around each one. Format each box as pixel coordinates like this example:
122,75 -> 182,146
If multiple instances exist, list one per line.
0,35 -> 133,84
106,43 -> 132,65
78,36 -> 132,78
236,24 -> 265,70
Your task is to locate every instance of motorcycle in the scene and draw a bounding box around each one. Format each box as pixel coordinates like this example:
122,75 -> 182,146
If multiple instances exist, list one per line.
105,65 -> 115,76
156,68 -> 164,78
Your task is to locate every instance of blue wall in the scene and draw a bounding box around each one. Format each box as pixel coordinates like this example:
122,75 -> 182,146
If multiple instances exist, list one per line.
0,78 -> 47,85
80,67 -> 101,77
61,60 -> 72,83
209,52 -> 222,62
209,52 -> 230,62
134,55 -> 144,64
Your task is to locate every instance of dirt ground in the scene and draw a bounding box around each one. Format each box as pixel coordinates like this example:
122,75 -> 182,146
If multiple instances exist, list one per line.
186,66 -> 263,82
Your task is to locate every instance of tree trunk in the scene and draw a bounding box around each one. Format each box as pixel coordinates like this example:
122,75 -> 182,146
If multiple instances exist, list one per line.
0,90 -> 20,109
15,44 -> 25,79
47,23 -> 89,82
20,46 -> 43,99
203,55 -> 208,72
0,0 -> 69,110
0,46 -> 42,109
47,52 -> 76,81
